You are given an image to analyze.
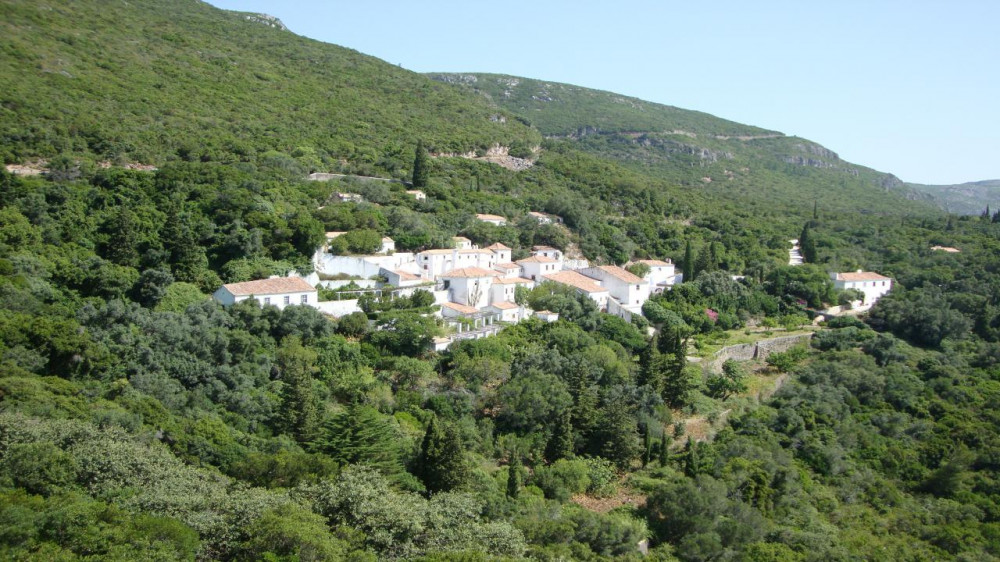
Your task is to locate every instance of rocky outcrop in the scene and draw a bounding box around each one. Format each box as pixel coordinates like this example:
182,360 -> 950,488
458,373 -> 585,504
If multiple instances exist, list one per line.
431,144 -> 537,171
243,13 -> 287,30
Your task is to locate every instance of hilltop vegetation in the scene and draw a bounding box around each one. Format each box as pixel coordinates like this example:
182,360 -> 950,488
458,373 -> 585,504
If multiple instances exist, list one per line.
431,73 -> 938,216
2,0 -> 1000,560
907,179 -> 1000,215
0,0 -> 540,171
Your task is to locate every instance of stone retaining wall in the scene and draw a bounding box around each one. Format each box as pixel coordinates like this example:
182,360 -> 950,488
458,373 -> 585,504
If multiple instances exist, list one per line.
705,332 -> 813,373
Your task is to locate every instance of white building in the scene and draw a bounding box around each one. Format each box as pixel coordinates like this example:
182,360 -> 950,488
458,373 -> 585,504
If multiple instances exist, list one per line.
406,190 -> 426,201
382,268 -> 424,288
440,301 -> 480,319
493,262 -> 523,278
632,259 -> 676,293
380,237 -> 396,254
476,213 -> 507,226
532,245 -> 563,262
518,255 -> 563,281
490,276 -> 534,305
542,270 -> 610,310
581,265 -> 650,313
452,236 -> 473,250
417,249 -> 497,279
831,270 -> 893,305
213,277 -> 318,310
534,310 -> 560,323
485,242 -> 512,264
488,301 -> 526,323
440,267 -> 497,309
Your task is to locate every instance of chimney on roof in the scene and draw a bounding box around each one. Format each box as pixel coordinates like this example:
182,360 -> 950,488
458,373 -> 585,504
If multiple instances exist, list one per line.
856,269 -> 863,273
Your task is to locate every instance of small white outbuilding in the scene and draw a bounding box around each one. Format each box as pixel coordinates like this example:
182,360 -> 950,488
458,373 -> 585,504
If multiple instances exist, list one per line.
213,277 -> 318,310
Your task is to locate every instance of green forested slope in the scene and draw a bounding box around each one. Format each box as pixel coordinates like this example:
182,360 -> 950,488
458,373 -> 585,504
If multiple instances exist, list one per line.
907,179 -> 1000,215
431,73 -> 937,215
3,2 -> 1000,561
0,0 -> 540,168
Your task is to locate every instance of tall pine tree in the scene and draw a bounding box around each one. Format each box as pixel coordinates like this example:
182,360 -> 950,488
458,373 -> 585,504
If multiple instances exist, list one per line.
278,337 -> 320,444
416,417 -> 468,494
412,140 -> 429,188
682,240 -> 695,282
799,222 -> 818,264
506,454 -> 523,499
546,408 -> 575,462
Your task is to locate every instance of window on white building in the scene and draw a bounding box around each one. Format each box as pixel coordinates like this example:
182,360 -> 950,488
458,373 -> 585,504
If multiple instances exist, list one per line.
264,297 -> 270,305
283,296 -> 290,305
301,295 -> 308,304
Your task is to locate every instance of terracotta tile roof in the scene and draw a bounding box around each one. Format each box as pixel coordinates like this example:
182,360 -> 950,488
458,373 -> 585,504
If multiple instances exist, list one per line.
489,301 -> 519,310
529,211 -> 548,217
930,246 -> 961,253
494,263 -> 521,270
325,231 -> 347,238
492,277 -> 533,285
637,259 -> 672,266
440,267 -> 498,278
485,242 -> 511,250
532,245 -> 558,252
442,302 -> 479,314
419,248 -> 493,256
382,236 -> 394,242
222,277 -> 316,296
591,265 -> 645,283
453,236 -> 471,242
391,270 -> 420,281
543,271 -> 608,294
833,271 -> 892,282
476,213 -> 506,221
517,255 -> 558,264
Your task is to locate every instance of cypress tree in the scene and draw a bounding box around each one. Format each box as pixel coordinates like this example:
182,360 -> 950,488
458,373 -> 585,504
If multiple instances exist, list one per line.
638,335 -> 664,394
412,140 -> 429,188
506,454 -> 523,499
642,425 -> 652,468
662,332 -> 691,408
799,222 -> 818,264
416,417 -> 468,494
277,337 -> 320,444
546,408 -> 575,462
683,437 -> 700,477
659,436 -> 671,466
682,240 -> 694,282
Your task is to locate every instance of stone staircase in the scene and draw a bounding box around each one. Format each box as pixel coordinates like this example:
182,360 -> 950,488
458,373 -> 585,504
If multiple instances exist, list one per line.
788,239 -> 803,266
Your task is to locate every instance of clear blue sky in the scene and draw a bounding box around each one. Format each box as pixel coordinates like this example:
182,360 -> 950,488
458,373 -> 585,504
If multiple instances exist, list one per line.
207,0 -> 998,185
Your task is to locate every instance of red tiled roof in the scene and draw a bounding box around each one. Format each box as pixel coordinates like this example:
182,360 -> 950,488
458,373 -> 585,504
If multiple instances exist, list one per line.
489,301 -> 519,310
543,271 -> 607,294
476,213 -> 506,221
441,302 -> 479,314
391,270 -> 420,281
518,255 -> 558,264
440,267 -> 498,278
637,259 -> 672,266
834,271 -> 891,282
222,277 -> 316,296
492,277 -> 533,285
485,242 -> 511,250
590,265 -> 645,283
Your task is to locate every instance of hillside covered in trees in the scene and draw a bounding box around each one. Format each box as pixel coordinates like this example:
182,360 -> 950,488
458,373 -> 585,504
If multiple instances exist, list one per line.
2,1 -> 1000,560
